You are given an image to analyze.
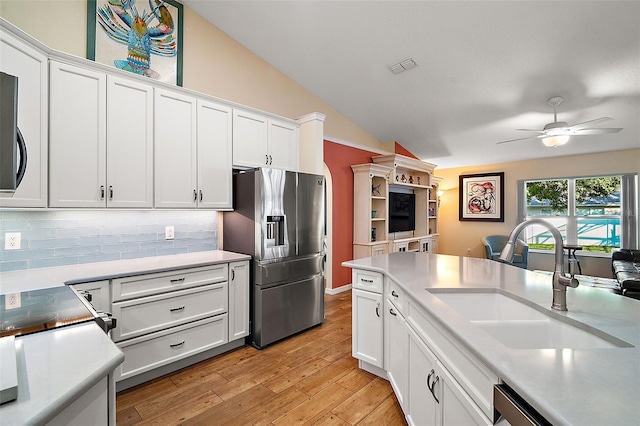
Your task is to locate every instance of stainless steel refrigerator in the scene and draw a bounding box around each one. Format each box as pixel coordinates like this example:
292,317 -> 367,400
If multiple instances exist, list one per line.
223,168 -> 325,348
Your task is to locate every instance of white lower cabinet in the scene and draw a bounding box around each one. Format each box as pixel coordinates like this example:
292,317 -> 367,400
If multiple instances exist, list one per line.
229,261 -> 249,340
352,288 -> 384,368
99,262 -> 249,387
115,315 -> 228,381
407,326 -> 439,426
45,377 -> 108,426
351,267 -> 497,425
386,298 -> 409,411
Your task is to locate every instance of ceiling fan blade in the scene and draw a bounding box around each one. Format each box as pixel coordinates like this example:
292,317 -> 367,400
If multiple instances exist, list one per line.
496,135 -> 538,144
569,117 -> 613,130
572,127 -> 623,135
515,128 -> 544,133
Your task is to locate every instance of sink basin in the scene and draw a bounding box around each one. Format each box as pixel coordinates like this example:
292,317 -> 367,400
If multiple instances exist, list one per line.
427,289 -> 632,350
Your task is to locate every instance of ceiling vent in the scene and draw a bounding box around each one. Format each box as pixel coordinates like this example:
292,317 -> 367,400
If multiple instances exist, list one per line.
389,58 -> 417,74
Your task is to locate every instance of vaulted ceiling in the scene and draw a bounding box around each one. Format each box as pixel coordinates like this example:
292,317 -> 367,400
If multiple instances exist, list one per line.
183,1 -> 640,168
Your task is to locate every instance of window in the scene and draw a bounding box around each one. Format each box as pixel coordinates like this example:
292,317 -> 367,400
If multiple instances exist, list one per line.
518,174 -> 638,253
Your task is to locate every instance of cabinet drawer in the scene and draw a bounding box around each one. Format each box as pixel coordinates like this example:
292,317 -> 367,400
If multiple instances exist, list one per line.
353,270 -> 383,293
111,282 -> 228,342
115,315 -> 228,382
112,265 -> 228,301
386,279 -> 405,313
407,299 -> 498,420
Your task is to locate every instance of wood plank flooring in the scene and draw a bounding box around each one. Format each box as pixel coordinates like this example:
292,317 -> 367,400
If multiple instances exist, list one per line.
116,290 -> 407,426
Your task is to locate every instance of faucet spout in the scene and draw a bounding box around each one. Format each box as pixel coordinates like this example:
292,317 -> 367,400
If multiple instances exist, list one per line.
499,218 -> 579,311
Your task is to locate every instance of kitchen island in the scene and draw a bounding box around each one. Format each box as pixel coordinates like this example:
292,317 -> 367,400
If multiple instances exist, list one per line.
343,252 -> 640,425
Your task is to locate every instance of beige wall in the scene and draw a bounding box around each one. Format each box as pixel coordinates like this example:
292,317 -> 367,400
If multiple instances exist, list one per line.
0,0 -> 383,151
436,149 -> 640,277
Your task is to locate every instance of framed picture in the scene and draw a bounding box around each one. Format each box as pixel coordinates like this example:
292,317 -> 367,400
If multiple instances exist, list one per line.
459,172 -> 504,222
86,0 -> 184,86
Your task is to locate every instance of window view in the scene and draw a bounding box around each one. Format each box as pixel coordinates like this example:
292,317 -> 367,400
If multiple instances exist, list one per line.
524,176 -> 621,253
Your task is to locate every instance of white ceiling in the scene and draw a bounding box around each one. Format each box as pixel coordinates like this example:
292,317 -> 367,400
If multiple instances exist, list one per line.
182,1 -> 640,168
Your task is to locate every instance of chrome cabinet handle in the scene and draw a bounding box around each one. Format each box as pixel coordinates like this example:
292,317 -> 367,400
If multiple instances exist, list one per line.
170,341 -> 185,348
170,277 -> 186,283
170,306 -> 185,312
265,154 -> 269,164
231,269 -> 235,281
389,308 -> 397,316
193,189 -> 197,202
269,155 -> 273,165
427,369 -> 440,403
199,190 -> 203,202
391,290 -> 399,298
376,302 -> 380,317
100,185 -> 105,200
430,376 -> 440,403
109,186 -> 113,200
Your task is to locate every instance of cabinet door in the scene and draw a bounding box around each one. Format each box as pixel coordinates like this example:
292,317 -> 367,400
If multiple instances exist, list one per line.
386,300 -> 408,410
352,288 -> 384,368
229,261 -> 249,340
438,361 -> 492,426
154,88 -> 197,208
0,30 -> 48,208
106,76 -> 153,208
394,242 -> 409,252
371,243 -> 388,257
232,109 -> 268,168
71,281 -> 110,313
268,118 -> 298,171
197,99 -> 232,209
407,327 -> 439,426
49,61 -> 106,207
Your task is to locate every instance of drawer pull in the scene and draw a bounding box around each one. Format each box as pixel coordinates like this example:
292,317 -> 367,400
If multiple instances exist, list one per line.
360,278 -> 374,283
170,341 -> 185,349
389,308 -> 397,316
170,277 -> 186,283
391,290 -> 399,297
170,306 -> 185,312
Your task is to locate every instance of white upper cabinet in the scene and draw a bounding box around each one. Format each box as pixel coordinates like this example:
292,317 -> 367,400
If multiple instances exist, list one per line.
0,29 -> 48,208
232,109 -> 268,168
233,109 -> 299,171
268,118 -> 298,170
154,88 -> 197,208
49,61 -> 107,208
49,62 -> 153,208
197,99 -> 232,210
106,76 -> 154,208
154,89 -> 233,209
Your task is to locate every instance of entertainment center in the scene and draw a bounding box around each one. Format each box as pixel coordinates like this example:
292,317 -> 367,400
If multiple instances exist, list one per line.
352,154 -> 441,259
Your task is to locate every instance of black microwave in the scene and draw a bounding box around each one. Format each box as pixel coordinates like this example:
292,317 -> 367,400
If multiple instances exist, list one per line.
0,71 -> 27,194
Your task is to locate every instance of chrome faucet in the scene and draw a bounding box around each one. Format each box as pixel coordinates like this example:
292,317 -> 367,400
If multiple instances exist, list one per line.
499,218 -> 579,311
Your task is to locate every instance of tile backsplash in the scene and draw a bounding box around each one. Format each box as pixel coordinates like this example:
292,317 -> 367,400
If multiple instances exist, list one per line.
0,210 -> 218,272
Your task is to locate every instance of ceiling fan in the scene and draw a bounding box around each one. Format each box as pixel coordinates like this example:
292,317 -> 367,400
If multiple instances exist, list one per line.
497,96 -> 623,147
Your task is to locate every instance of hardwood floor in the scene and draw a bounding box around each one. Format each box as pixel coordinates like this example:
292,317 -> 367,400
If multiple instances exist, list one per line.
116,290 -> 407,426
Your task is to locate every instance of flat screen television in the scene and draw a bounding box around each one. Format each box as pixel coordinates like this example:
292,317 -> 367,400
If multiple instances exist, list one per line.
389,192 -> 416,233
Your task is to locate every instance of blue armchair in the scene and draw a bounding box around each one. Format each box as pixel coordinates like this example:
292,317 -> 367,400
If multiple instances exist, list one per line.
482,235 -> 529,269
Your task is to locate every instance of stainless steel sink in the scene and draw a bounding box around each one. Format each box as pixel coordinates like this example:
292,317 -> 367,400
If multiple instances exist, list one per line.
427,289 -> 633,350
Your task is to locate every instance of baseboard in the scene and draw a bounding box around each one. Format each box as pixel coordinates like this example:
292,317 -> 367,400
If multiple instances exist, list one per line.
325,284 -> 352,295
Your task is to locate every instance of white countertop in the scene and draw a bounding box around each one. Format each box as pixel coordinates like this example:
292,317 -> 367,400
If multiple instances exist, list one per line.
0,250 -> 251,425
343,252 -> 640,426
0,250 -> 251,293
0,322 -> 124,425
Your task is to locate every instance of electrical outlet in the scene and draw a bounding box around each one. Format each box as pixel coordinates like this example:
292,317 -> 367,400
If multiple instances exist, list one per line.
5,293 -> 21,309
165,226 -> 175,240
4,232 -> 21,250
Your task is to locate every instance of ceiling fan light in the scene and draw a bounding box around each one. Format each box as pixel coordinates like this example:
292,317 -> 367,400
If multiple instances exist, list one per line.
542,135 -> 570,147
